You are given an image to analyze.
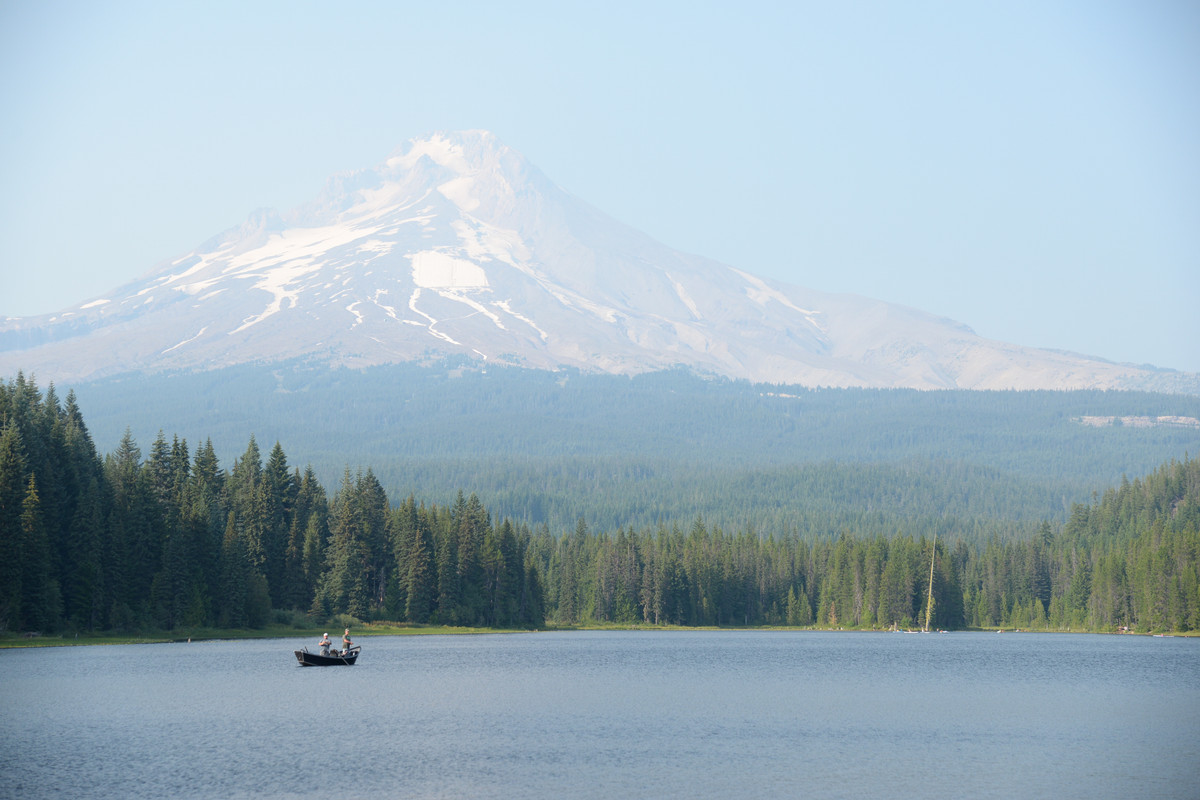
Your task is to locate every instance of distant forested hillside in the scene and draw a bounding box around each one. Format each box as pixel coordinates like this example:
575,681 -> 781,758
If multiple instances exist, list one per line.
2,372 -> 1196,635
66,361 -> 1200,532
527,455 -> 1200,632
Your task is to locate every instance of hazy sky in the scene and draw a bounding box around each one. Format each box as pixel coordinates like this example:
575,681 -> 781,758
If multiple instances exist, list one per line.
2,1 -> 1198,372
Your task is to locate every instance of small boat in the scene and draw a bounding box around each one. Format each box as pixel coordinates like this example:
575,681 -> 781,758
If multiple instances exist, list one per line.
294,645 -> 361,666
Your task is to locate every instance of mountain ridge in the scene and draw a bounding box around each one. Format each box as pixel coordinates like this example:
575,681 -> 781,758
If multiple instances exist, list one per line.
2,130 -> 1196,393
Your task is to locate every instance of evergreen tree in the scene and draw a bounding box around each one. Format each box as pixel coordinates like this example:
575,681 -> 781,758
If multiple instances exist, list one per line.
796,583 -> 815,626
0,421 -> 28,630
315,469 -> 372,619
229,436 -> 264,577
65,477 -> 106,630
217,512 -> 250,628
877,539 -> 915,628
105,429 -> 159,622
20,475 -> 58,631
355,469 -> 390,613
453,492 -> 489,625
434,504 -> 460,624
404,505 -> 437,623
260,442 -> 296,608
295,466 -> 329,612
522,554 -> 546,627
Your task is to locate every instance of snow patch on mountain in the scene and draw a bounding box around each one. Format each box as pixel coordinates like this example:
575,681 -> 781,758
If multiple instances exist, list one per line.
733,268 -> 825,333
407,289 -> 462,347
666,273 -> 701,320
410,251 -> 488,289
163,327 -> 207,354
452,219 -> 528,267
438,176 -> 480,212
495,300 -> 549,342
387,131 -> 477,173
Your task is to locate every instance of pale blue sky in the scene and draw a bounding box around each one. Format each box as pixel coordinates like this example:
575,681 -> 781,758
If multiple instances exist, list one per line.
2,0 -> 1197,372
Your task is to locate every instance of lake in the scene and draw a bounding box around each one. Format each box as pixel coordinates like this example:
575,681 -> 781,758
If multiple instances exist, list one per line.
1,631 -> 1196,799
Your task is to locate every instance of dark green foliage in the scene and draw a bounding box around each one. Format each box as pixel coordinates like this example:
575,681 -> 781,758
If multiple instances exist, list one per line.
313,470 -> 374,620
20,475 -> 59,631
2,370 -> 1197,635
0,374 -> 551,633
524,458 -> 1198,632
396,499 -> 437,623
0,420 -> 29,629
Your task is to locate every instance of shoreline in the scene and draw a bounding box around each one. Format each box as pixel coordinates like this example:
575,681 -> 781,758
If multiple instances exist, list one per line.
3,622 -> 1195,649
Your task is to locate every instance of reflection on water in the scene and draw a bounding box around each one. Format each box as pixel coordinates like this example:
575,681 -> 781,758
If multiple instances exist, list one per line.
1,631 -> 1197,799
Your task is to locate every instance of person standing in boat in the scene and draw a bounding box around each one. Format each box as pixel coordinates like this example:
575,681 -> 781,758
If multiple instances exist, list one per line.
318,633 -> 331,655
342,628 -> 353,655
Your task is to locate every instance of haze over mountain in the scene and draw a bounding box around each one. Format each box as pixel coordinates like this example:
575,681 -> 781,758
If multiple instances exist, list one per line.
1,130 -> 1195,392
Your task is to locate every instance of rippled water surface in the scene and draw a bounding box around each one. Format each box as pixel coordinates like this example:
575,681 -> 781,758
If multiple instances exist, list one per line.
2,631 -> 1197,799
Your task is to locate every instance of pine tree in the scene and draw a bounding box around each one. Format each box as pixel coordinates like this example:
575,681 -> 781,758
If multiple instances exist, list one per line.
454,492 -> 488,625
58,389 -> 105,625
65,477 -> 106,630
229,436 -> 264,578
355,469 -> 390,612
217,512 -> 250,628
1065,550 -> 1092,628
494,519 -> 521,626
434,505 -> 460,624
20,475 -> 58,631
260,443 -> 296,608
282,512 -> 306,612
404,505 -> 437,623
315,469 -> 372,620
294,466 -> 328,612
388,497 -> 416,618
786,585 -> 813,626
0,421 -> 28,630
522,555 -> 546,627
877,541 -> 914,628
105,429 -> 158,620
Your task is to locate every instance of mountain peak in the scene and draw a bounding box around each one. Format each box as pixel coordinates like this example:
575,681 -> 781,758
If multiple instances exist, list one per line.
386,129 -> 504,173
1,133 -> 1196,394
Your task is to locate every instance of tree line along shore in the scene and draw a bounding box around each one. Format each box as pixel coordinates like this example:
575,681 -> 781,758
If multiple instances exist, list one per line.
2,373 -> 1197,638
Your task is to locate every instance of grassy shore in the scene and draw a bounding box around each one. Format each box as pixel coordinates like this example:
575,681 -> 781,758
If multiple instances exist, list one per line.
0,621 -> 540,649
3,620 -> 1195,648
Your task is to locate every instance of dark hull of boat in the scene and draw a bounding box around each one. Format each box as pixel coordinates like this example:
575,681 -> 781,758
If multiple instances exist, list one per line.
294,646 -> 360,666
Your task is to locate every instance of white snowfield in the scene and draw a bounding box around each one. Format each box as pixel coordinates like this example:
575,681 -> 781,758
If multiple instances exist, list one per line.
1,130 -> 1196,394
409,250 -> 489,289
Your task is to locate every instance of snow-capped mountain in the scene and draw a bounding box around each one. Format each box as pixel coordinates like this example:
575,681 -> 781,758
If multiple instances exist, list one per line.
1,130 -> 1195,392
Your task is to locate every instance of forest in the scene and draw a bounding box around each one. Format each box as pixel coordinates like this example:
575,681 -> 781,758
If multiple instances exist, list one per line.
72,360 -> 1200,533
2,372 -> 1198,635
